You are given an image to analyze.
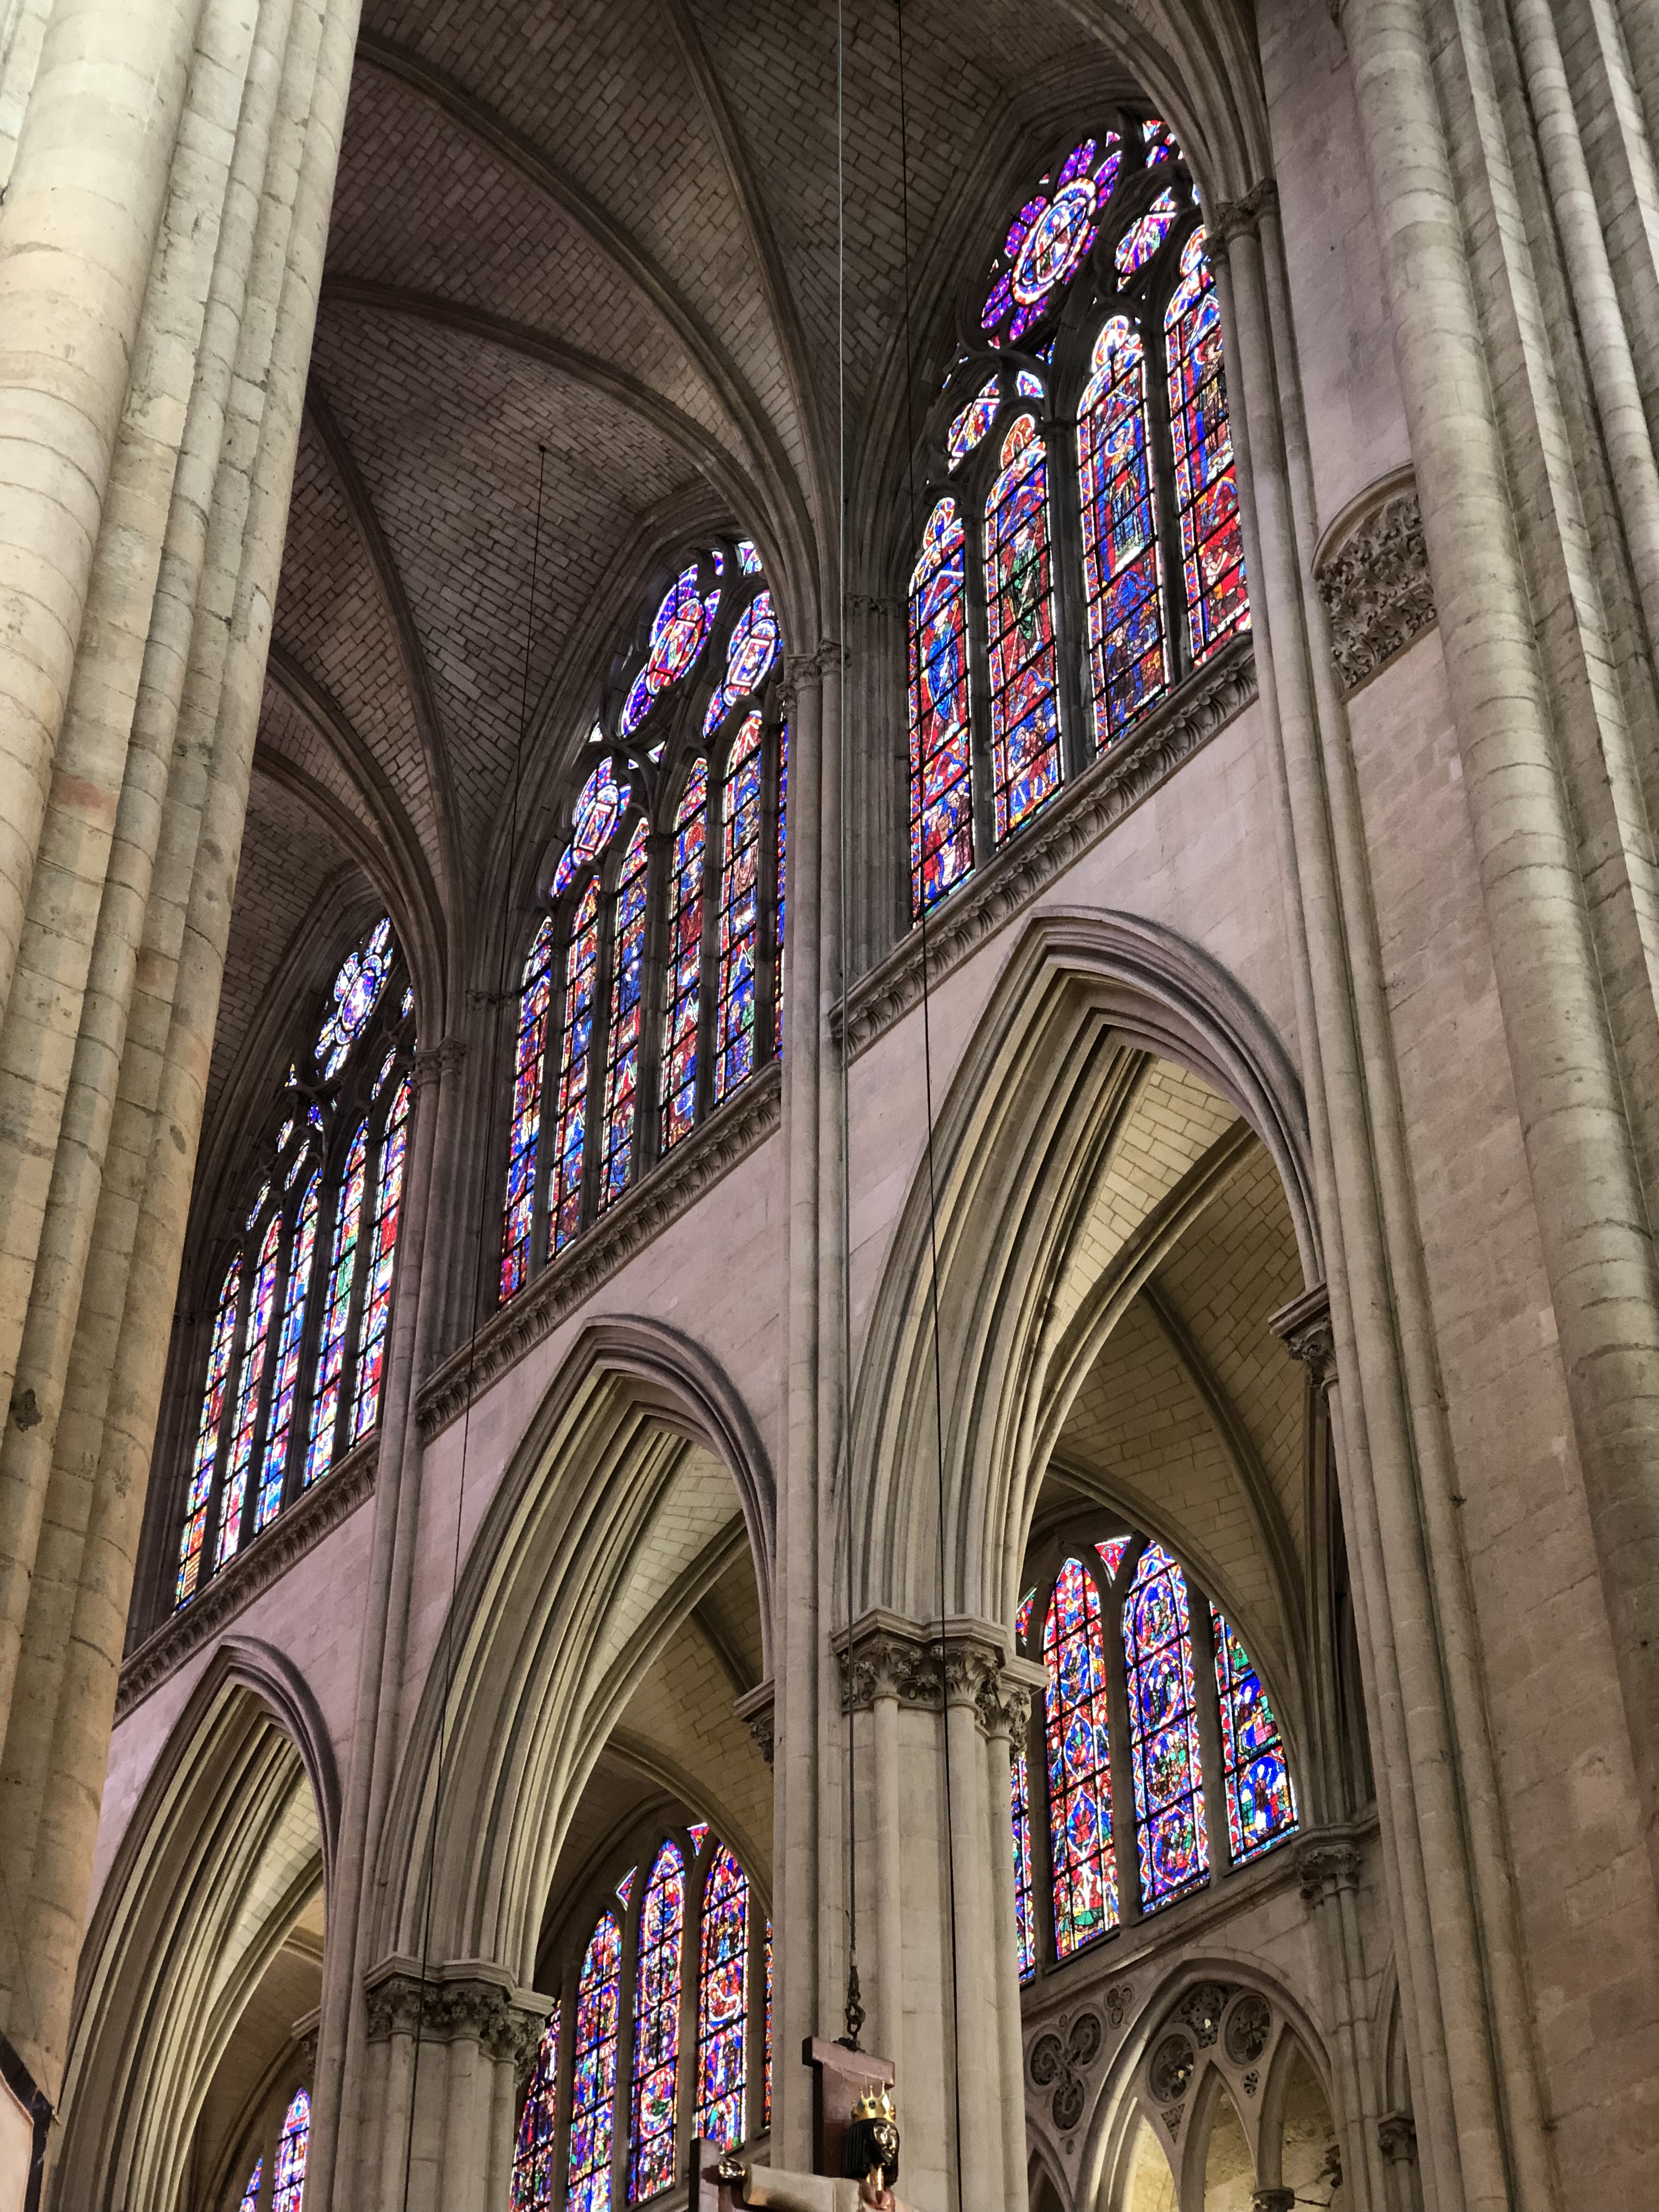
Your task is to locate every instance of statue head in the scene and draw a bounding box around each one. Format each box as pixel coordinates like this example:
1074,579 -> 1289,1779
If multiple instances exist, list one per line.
841,2090 -> 900,2185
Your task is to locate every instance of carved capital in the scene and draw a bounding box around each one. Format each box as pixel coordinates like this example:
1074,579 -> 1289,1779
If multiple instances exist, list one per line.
1251,2192 -> 1296,2212
362,1960 -> 551,2072
733,1679 -> 775,1765
414,1037 -> 466,1091
1296,1835 -> 1363,1902
1208,177 -> 1279,251
835,1610 -> 1015,1734
1377,2111 -> 1417,2162
1270,1284 -> 1336,1394
1313,471 -> 1436,693
779,639 -> 841,708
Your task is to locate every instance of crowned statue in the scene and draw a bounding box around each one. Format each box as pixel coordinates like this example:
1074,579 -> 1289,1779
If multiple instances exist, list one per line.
713,2085 -> 914,2212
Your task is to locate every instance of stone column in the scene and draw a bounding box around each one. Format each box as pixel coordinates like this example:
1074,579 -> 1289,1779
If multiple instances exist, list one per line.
1295,1836 -> 1383,2212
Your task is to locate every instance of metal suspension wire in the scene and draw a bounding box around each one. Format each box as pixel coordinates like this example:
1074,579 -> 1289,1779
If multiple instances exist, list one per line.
399,441 -> 549,2212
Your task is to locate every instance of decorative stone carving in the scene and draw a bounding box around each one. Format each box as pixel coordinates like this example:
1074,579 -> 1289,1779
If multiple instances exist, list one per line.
835,1610 -> 1018,1736
1176,1982 -> 1230,2047
1149,2031 -> 1196,2103
1225,1992 -> 1272,2065
363,1963 -> 550,2074
1243,2069 -> 1259,2098
733,1680 -> 775,1765
117,1438 -> 378,1717
779,639 -> 842,710
1296,1834 -> 1363,1903
1104,1981 -> 1133,2028
1208,177 -> 1279,252
1028,2011 -> 1103,2134
1160,2105 -> 1186,2136
1251,2190 -> 1296,2212
413,1036 -> 466,1093
416,1062 -> 779,1439
1270,1282 -> 1336,1394
834,637 -> 1255,1057
1313,473 -> 1436,693
1378,2111 -> 1418,2162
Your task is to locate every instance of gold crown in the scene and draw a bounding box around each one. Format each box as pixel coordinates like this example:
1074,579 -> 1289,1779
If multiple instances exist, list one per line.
851,2088 -> 896,2124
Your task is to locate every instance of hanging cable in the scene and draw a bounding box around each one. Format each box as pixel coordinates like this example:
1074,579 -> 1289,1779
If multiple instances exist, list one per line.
399,442 -> 549,2212
891,6 -> 966,2205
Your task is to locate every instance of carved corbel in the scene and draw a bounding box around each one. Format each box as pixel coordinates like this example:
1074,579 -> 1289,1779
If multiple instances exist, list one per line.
1207,177 -> 1279,253
1312,468 -> 1436,693
1270,1283 -> 1337,1395
1295,1833 -> 1363,1903
733,1678 -> 775,1765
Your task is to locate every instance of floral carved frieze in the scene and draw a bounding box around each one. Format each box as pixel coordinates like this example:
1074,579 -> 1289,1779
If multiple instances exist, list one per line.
833,1607 -> 1030,1739
1312,469 -> 1436,695
363,1960 -> 550,2074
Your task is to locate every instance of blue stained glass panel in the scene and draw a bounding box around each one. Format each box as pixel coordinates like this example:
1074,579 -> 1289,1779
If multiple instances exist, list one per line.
304,1120 -> 367,1485
714,716 -> 764,1103
177,1256 -> 239,1604
661,766 -> 707,1151
1012,1750 -> 1036,1980
984,416 -> 1062,843
568,1913 -> 622,2212
272,2089 -> 310,2212
1114,187 -> 1181,277
1078,318 -> 1168,748
1124,1543 -> 1209,1909
1165,228 -> 1249,660
1212,1604 -> 1297,1864
621,566 -> 715,738
947,377 -> 1000,468
215,1213 -> 283,1569
1043,1557 -> 1118,1953
601,821 -> 651,1208
502,917 -> 555,1299
550,881 -> 601,1253
316,917 -> 392,1077
512,2005 -> 561,2212
908,499 -> 974,913
554,763 -> 624,894
257,1176 -> 319,1532
238,2160 -> 262,2212
696,1845 -> 749,2149
351,1075 -> 410,1441
629,1842 -> 685,2200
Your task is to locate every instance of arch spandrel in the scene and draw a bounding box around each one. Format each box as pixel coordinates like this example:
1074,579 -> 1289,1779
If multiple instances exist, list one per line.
847,908 -> 1317,1635
367,1317 -> 775,1982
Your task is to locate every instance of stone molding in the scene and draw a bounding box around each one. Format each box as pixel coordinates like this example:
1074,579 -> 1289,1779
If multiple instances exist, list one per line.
1312,468 -> 1436,694
779,637 -> 841,709
733,1678 -> 775,1765
833,1608 -> 1029,1736
416,1062 -> 780,1440
834,637 -> 1255,1057
117,1439 -> 378,1719
1295,1830 -> 1365,1903
1208,176 -> 1279,251
413,1035 -> 466,1091
1270,1281 -> 1336,1393
363,1958 -> 551,2072
1377,2111 -> 1417,2162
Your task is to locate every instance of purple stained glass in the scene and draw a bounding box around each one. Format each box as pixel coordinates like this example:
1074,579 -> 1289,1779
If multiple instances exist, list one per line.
1212,1604 -> 1298,1865
982,137 -> 1119,345
237,2159 -> 262,2212
617,1866 -> 637,1907
351,1075 -> 410,1442
1124,1542 -> 1209,1910
1012,1751 -> 1036,1980
763,1918 -> 773,2130
705,589 -> 780,734
601,821 -> 651,1209
1114,187 -> 1181,278
554,763 -> 625,895
568,1914 -> 622,2212
1016,1587 -> 1036,1643
244,1179 -> 269,1231
908,498 -> 973,914
661,765 -> 707,1152
1079,318 -> 1168,749
1043,1558 -> 1118,1954
696,1845 -> 749,2149
1016,369 -> 1044,399
714,715 -> 763,1103
1165,228 -> 1249,661
1097,1536 -> 1131,1580
215,1213 -> 283,1571
272,2088 -> 310,2212
630,1841 -> 685,2201
947,377 -> 1000,468
177,1255 -> 239,1605
512,2004 -> 561,2212
689,1820 -> 711,1853
304,1119 -> 367,1485
737,539 -> 763,574
256,1176 -> 319,1533
316,917 -> 392,1078
984,416 -> 1062,844
549,881 -> 601,1254
621,565 -> 716,738
773,721 -> 787,1055
1142,117 -> 1178,165
502,917 -> 555,1300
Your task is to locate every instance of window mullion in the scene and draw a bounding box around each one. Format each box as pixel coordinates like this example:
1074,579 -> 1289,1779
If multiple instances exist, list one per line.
530,919 -> 564,1285
334,1125 -> 382,1458
581,875 -> 619,1232
201,1254 -> 254,1578
1188,1583 -> 1232,1876
1143,286 -> 1191,686
755,714 -> 782,1067
284,1169 -> 335,1509
1102,1552 -> 1145,1926
635,833 -> 671,1181
246,1209 -> 294,1526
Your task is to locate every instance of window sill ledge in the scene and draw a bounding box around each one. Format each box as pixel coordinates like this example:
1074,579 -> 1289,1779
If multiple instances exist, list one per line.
837,634 -> 1257,1059
418,1058 -> 782,1443
117,1434 -> 379,1720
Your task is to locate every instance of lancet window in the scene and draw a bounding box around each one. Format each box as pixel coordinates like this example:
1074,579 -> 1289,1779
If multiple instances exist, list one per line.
516,1824 -> 770,2211
499,544 -> 786,1303
1013,1528 -> 1296,1979
272,2089 -> 310,2212
174,919 -> 415,1607
909,115 -> 1248,915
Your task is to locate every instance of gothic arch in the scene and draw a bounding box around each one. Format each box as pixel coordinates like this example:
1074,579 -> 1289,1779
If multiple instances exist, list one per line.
847,907 -> 1317,1636
368,1315 -> 774,1980
54,1643 -> 335,2211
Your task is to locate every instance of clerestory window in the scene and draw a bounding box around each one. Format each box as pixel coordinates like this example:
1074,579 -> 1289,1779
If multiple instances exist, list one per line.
174,919 -> 415,1606
1012,1529 -> 1296,1979
512,1824 -> 770,2212
500,543 -> 786,1303
909,116 -> 1248,916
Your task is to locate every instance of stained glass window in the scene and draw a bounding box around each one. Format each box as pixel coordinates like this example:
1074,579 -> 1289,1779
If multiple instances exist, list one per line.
351,1075 -> 409,1442
272,2088 -> 310,2212
503,917 -> 555,1300
695,1846 -> 749,2148
688,1819 -> 711,1854
907,498 -> 973,914
601,821 -> 650,1208
629,1841 -> 684,2201
704,590 -> 780,734
737,539 -> 763,574
662,766 -> 707,1151
1044,1557 -> 1118,1954
1012,1750 -> 1036,1981
1114,187 -> 1181,277
947,377 -> 999,468
178,1256 -> 238,1604
1212,1605 -> 1297,1864
1097,1536 -> 1131,1580
1124,1543 -> 1208,1909
763,1918 -> 773,2130
237,2159 -> 262,2212
555,764 -> 624,895
714,714 -> 763,1103
316,916 -> 392,1077
304,1120 -> 367,1485
568,1913 -> 622,2212
1165,229 -> 1248,661
984,416 -> 1062,843
258,1176 -> 317,1532
550,881 -> 601,1254
981,135 -> 1120,346
213,1214 -> 282,1571
512,2005 -> 561,2212
1079,319 -> 1167,747
1016,1588 -> 1035,1642
622,566 -> 717,738
773,723 -> 787,1052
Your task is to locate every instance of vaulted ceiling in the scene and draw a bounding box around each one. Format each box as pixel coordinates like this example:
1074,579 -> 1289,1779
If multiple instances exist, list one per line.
221,0 -> 1267,1153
